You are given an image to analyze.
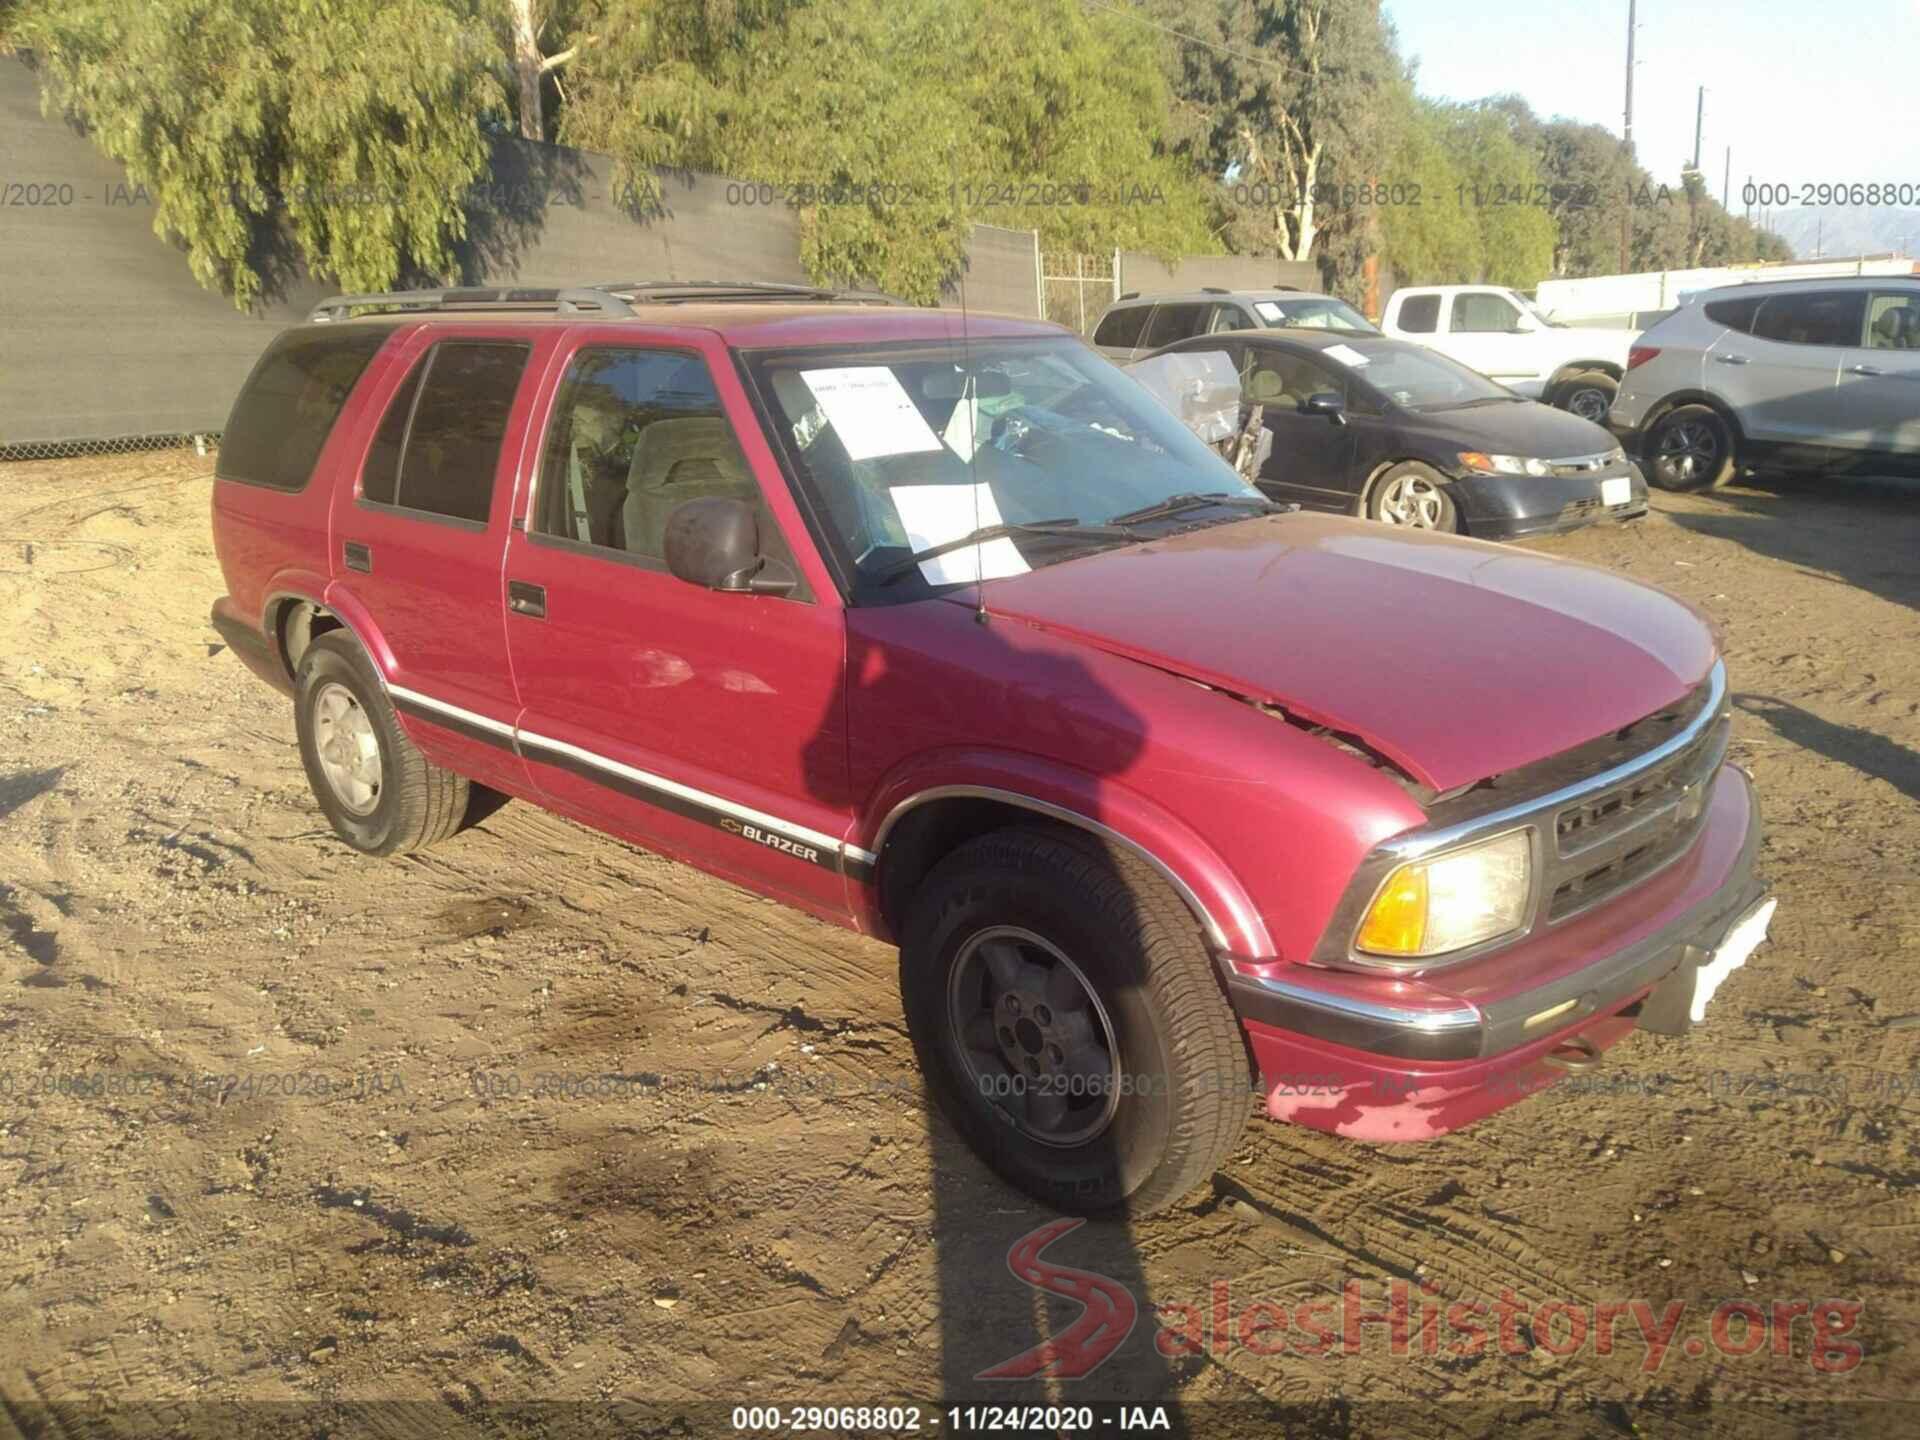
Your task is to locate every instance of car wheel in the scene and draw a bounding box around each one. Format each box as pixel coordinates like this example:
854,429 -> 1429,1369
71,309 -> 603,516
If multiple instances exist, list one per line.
1646,404 -> 1736,491
1368,462 -> 1459,531
294,631 -> 470,855
1553,371 -> 1618,423
899,826 -> 1250,1216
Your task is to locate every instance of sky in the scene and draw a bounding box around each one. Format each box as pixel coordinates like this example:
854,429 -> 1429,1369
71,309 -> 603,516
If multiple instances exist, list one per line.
1383,0 -> 1920,204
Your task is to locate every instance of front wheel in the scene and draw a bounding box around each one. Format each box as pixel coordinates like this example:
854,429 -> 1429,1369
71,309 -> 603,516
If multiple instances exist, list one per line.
1552,370 -> 1618,423
899,827 -> 1251,1216
1646,404 -> 1736,491
1367,461 -> 1458,531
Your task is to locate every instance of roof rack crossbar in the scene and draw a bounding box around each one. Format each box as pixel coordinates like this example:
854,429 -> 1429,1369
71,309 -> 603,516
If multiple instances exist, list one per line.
309,286 -> 637,323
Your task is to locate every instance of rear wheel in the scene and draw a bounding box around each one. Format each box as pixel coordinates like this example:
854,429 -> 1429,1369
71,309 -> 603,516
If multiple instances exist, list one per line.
294,631 -> 469,855
1367,461 -> 1458,531
899,826 -> 1250,1216
1646,404 -> 1736,491
1552,370 -> 1618,424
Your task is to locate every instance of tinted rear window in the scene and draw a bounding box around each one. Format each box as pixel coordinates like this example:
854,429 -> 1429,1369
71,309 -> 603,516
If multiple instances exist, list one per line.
1702,295 -> 1764,333
1751,291 -> 1866,347
218,328 -> 386,491
363,341 -> 530,523
1142,303 -> 1205,350
1396,294 -> 1441,333
1093,304 -> 1150,348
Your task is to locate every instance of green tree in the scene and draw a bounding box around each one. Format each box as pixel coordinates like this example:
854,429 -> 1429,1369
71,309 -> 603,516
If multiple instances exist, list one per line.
17,0 -> 507,309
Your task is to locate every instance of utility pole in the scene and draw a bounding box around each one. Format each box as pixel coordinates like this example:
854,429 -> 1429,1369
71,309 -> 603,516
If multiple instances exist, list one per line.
1692,87 -> 1704,172
1619,0 -> 1637,274
1724,147 -> 1730,209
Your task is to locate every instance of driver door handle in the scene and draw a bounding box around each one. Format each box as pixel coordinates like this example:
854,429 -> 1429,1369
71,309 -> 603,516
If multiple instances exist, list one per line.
507,580 -> 546,619
1848,363 -> 1885,377
1714,354 -> 1750,365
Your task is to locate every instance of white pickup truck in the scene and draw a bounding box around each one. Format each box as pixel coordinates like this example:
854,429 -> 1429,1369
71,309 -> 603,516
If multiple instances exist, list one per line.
1378,285 -> 1636,423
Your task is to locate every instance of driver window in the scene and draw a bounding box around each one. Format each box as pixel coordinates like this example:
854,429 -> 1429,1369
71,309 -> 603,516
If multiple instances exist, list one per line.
1239,349 -> 1348,412
1867,293 -> 1920,350
1450,293 -> 1520,333
533,347 -> 768,564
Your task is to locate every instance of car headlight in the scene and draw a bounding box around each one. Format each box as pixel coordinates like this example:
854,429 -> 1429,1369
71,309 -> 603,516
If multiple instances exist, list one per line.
1457,451 -> 1549,477
1354,829 -> 1533,960
1605,447 -> 1627,466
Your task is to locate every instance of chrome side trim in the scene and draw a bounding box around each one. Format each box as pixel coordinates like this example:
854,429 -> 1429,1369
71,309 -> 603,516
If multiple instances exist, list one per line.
1378,659 -> 1727,865
388,683 -> 516,737
1238,976 -> 1482,1033
868,785 -> 1272,957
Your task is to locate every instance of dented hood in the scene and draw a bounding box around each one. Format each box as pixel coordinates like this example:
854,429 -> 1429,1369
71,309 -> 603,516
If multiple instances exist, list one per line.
975,514 -> 1716,793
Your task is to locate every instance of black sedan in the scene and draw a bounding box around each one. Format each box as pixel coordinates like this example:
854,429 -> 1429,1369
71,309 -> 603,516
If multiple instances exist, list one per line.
1138,329 -> 1649,538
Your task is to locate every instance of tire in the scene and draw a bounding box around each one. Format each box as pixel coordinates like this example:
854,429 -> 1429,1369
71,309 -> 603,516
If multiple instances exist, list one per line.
1552,370 -> 1618,424
1645,404 -> 1736,492
899,825 -> 1250,1216
294,631 -> 469,856
1366,461 -> 1458,531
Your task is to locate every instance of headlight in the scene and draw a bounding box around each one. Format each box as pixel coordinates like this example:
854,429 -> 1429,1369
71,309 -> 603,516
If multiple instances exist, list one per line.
1457,451 -> 1549,477
1354,829 -> 1533,960
1605,447 -> 1627,466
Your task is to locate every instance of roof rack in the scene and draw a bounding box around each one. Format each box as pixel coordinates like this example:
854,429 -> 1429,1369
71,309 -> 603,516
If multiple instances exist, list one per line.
310,279 -> 909,323
309,286 -> 636,323
1200,286 -> 1231,295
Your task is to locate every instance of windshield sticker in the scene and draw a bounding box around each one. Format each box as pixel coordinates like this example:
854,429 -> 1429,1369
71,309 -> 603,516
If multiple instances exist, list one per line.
942,388 -> 981,459
1253,300 -> 1284,322
889,482 -> 1031,586
1322,343 -> 1371,368
800,367 -> 944,462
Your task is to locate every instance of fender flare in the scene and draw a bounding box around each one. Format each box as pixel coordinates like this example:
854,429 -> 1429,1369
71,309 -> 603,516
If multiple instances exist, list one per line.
857,749 -> 1276,959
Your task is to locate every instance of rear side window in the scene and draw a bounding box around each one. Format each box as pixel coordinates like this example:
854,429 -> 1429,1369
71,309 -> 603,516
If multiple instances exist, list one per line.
1093,304 -> 1150,349
1396,294 -> 1441,334
1751,291 -> 1866,347
360,341 -> 530,523
1702,295 -> 1764,334
1142,303 -> 1205,350
219,328 -> 386,491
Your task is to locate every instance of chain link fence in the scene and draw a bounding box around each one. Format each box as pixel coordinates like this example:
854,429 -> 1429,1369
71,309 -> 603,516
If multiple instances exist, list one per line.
1041,251 -> 1118,337
0,433 -> 220,463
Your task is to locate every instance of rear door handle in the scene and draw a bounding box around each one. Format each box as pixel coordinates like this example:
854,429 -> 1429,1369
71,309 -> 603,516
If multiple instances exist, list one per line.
1714,354 -> 1750,365
343,541 -> 372,572
1848,363 -> 1885,376
507,580 -> 546,619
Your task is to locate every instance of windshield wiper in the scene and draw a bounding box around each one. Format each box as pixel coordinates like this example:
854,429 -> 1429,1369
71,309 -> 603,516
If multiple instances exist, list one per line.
1107,491 -> 1283,527
873,518 -> 1138,584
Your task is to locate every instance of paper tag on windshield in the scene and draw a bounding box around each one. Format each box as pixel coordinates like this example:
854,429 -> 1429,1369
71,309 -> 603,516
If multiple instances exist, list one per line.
1253,300 -> 1284,322
942,394 -> 981,458
800,367 -> 944,462
889,483 -> 1030,586
1323,343 -> 1371,368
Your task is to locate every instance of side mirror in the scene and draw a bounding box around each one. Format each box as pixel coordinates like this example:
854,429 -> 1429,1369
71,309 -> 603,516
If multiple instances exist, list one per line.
1509,315 -> 1538,333
663,496 -> 795,596
1303,392 -> 1347,425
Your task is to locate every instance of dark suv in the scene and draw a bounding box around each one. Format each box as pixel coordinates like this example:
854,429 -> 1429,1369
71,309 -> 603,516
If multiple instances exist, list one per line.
211,281 -> 1772,1216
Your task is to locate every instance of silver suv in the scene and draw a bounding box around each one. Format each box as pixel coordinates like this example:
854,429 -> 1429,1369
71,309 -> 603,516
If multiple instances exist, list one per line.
1610,276 -> 1920,490
1092,287 -> 1375,362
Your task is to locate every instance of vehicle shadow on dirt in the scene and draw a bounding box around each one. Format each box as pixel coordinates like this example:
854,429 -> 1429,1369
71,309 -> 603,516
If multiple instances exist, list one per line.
1660,473 -> 1920,617
813,610 -> 1240,1430
1733,693 -> 1920,803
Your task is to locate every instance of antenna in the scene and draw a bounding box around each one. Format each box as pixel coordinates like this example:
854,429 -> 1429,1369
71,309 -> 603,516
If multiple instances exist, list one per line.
950,145 -> 987,626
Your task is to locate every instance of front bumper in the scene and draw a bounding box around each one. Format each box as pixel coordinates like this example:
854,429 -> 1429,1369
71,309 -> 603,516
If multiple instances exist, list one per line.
1454,464 -> 1650,541
1224,765 -> 1765,1141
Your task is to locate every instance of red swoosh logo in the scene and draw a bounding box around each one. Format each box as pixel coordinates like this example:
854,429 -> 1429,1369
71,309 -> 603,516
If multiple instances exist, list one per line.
976,1218 -> 1138,1380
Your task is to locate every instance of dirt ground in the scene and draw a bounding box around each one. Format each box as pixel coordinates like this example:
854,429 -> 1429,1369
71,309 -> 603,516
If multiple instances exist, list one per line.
1,451 -> 1916,1438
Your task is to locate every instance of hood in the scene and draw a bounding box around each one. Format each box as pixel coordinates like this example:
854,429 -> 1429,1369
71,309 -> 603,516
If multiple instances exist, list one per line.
1410,398 -> 1618,458
975,514 -> 1715,793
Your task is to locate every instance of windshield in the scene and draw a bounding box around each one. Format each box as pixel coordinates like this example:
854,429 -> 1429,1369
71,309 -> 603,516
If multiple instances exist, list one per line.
745,338 -> 1261,601
1254,296 -> 1376,332
1510,291 -> 1564,328
1348,343 -> 1516,409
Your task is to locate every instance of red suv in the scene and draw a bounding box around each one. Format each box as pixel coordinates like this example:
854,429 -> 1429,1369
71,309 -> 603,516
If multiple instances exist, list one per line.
210,282 -> 1772,1215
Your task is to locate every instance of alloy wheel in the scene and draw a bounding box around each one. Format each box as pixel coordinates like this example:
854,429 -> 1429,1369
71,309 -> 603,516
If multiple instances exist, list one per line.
1377,473 -> 1447,528
311,681 -> 382,816
1656,419 -> 1720,485
946,925 -> 1121,1147
1566,386 -> 1612,422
